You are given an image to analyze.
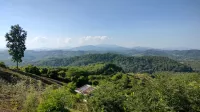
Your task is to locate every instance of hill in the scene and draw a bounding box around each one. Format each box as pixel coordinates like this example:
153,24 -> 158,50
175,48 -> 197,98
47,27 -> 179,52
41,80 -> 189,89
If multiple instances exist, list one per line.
34,53 -> 193,73
127,49 -> 200,60
1,49 -> 200,66
0,67 -> 66,86
0,64 -> 68,111
0,62 -> 200,111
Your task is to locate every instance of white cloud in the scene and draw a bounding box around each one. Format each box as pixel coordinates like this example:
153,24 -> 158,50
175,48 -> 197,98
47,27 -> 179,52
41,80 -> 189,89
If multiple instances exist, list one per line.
26,37 -> 71,49
79,36 -> 109,45
0,35 -> 110,49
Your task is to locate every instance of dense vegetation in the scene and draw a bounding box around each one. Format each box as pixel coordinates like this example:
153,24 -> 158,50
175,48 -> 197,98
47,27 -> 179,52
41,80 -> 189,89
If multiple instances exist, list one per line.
20,63 -> 122,87
182,60 -> 200,71
0,50 -> 104,66
88,72 -> 200,112
0,51 -> 199,112
34,53 -> 193,73
1,49 -> 200,67
1,63 -> 200,112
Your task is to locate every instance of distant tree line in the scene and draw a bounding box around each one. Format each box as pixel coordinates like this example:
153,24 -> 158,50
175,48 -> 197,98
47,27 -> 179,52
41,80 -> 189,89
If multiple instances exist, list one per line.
34,53 -> 193,73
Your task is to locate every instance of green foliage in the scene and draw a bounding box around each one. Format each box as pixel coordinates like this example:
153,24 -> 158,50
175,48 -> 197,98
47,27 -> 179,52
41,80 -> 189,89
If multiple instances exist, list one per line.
37,86 -> 76,112
47,69 -> 59,79
5,24 -> 27,68
87,82 -> 125,112
76,76 -> 88,87
35,53 -> 193,73
91,80 -> 99,86
58,70 -> 66,78
153,72 -> 200,111
23,65 -> 41,75
2,49 -> 200,67
40,68 -> 48,74
111,72 -> 123,81
65,67 -> 85,82
82,63 -> 123,75
0,62 -> 7,68
1,62 -> 200,112
88,72 -> 200,112
182,60 -> 200,72
66,82 -> 77,93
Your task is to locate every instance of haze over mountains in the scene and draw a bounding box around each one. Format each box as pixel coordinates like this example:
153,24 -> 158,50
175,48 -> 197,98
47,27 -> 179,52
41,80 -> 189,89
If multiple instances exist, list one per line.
0,44 -> 194,51
69,44 -> 193,51
0,44 -> 200,68
70,44 -> 131,51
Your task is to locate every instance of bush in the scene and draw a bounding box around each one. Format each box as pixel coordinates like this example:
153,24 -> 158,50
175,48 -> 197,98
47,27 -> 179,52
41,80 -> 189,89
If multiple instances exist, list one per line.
92,80 -> 99,85
76,76 -> 88,87
0,62 -> 6,68
87,72 -> 200,112
24,65 -> 41,75
47,69 -> 59,79
40,68 -> 48,74
58,70 -> 66,79
87,82 -> 125,112
37,86 -> 76,112
111,72 -> 123,81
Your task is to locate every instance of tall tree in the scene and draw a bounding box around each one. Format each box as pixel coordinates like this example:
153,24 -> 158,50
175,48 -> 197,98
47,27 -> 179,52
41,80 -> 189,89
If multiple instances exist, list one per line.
5,24 -> 27,69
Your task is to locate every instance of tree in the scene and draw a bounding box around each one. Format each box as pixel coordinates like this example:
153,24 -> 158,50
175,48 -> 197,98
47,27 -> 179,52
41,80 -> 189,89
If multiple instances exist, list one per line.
5,24 -> 27,69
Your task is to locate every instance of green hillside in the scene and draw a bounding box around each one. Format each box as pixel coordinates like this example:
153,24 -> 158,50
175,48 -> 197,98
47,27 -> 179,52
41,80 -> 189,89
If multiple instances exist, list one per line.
0,64 -> 69,111
34,53 -> 193,73
2,49 -> 200,67
1,64 -> 200,112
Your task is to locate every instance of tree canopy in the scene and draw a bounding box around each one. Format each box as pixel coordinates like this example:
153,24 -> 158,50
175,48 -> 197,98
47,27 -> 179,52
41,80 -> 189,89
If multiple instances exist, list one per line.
35,53 -> 193,73
5,24 -> 27,69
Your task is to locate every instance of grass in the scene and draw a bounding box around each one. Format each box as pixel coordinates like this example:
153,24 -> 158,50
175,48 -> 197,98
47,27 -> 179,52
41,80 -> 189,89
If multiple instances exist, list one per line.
0,67 -> 67,112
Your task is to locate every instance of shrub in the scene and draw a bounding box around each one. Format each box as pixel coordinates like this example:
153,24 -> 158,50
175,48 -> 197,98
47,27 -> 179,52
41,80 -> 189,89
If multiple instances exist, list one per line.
24,65 -> 41,75
67,82 -> 77,93
47,69 -> 59,79
40,68 -> 48,74
92,80 -> 99,86
87,82 -> 125,112
0,62 -> 6,68
37,86 -> 76,112
58,70 -> 66,79
111,72 -> 123,81
76,76 -> 88,87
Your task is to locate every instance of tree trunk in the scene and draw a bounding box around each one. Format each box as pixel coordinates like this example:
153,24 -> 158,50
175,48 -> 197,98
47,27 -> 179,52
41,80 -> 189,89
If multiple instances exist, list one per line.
17,61 -> 18,69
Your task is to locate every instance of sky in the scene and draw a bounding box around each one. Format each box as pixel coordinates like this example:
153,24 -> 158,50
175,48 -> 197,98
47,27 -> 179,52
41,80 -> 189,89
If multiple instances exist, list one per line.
0,0 -> 200,49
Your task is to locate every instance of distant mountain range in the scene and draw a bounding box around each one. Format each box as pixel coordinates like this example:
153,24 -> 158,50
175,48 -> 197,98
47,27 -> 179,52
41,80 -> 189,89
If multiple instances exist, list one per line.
68,45 -> 193,51
0,44 -> 200,66
0,44 -> 195,51
70,44 -> 130,51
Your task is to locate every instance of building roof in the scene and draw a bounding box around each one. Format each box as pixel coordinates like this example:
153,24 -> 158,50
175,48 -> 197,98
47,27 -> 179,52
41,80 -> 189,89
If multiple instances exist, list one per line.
75,84 -> 95,95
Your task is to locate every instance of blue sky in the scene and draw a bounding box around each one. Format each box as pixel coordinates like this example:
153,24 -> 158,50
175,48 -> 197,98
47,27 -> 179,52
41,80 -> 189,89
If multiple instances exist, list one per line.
0,0 -> 200,49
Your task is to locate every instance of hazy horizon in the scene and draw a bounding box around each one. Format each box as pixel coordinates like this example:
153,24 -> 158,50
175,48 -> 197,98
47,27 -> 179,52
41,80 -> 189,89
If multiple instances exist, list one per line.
0,44 -> 198,51
0,0 -> 200,49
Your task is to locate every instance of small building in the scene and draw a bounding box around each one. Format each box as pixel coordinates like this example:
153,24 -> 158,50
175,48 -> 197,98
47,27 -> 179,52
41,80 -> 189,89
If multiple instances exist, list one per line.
75,84 -> 95,95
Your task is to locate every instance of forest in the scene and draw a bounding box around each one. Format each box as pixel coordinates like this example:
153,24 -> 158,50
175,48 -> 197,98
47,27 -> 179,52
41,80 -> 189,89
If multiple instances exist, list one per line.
1,49 -> 200,69
34,53 -> 193,73
1,58 -> 200,112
